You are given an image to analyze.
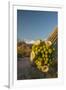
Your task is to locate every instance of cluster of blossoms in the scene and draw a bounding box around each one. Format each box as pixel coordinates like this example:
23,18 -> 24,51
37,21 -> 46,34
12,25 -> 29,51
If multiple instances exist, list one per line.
30,40 -> 55,73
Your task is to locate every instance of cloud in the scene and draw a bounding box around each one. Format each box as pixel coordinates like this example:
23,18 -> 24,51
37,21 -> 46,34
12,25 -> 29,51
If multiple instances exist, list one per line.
25,40 -> 35,44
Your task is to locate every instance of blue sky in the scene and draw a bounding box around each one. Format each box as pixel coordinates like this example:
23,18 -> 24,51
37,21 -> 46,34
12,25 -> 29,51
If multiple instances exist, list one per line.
17,10 -> 58,41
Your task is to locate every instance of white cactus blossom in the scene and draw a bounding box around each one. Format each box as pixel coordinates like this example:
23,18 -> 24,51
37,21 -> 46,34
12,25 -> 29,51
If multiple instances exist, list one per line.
30,51 -> 35,62
34,40 -> 41,45
41,65 -> 49,73
45,41 -> 52,47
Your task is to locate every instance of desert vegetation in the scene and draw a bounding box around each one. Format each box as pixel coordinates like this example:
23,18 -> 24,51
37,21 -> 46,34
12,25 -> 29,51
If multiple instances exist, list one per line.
17,41 -> 32,58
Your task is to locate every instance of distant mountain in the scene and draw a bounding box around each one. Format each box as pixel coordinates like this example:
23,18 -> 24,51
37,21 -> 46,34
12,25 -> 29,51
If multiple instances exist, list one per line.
17,40 -> 32,58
